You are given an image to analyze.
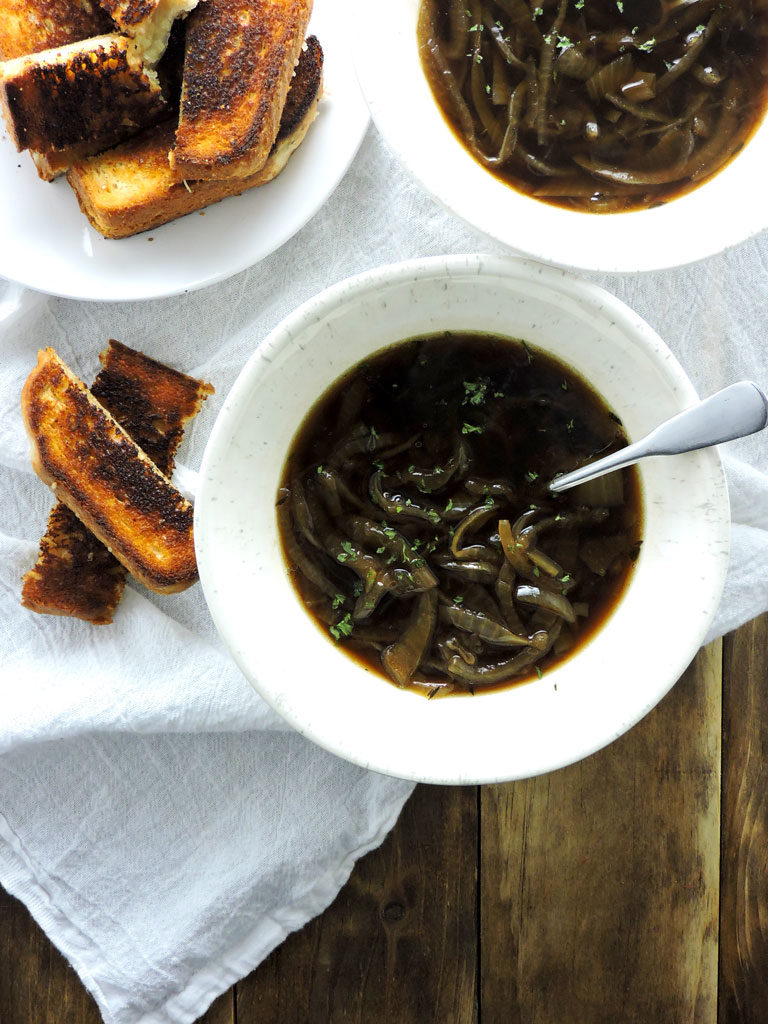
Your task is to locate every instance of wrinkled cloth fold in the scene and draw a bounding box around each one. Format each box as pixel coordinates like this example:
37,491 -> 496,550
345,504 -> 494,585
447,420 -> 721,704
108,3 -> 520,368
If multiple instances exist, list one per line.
2,127 -> 768,1024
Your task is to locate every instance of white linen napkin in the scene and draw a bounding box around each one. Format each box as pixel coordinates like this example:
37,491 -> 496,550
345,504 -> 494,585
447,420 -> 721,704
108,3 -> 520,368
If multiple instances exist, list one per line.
2,127 -> 768,1024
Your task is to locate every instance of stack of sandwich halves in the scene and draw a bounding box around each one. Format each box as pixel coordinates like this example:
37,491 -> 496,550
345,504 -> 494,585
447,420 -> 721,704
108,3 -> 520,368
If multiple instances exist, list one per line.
0,0 -> 320,236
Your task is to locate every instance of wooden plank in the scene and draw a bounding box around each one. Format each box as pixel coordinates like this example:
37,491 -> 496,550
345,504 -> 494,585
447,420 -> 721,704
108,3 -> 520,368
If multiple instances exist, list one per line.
236,784 -> 478,1024
480,640 -> 723,1024
198,992 -> 236,1024
719,613 -> 768,1023
0,888 -> 101,1024
0,887 -> 235,1024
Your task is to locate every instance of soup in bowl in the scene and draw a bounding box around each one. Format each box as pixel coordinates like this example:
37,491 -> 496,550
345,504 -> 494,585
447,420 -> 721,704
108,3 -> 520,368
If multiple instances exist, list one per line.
195,255 -> 729,783
353,1 -> 768,272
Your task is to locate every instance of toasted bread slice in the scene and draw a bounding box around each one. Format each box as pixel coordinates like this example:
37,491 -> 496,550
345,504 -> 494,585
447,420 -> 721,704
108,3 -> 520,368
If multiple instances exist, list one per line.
22,503 -> 129,623
170,0 -> 312,181
22,341 -> 213,623
67,35 -> 322,238
0,0 -> 112,61
0,0 -> 118,177
22,348 -> 199,594
89,339 -> 213,471
99,0 -> 200,65
0,33 -> 167,154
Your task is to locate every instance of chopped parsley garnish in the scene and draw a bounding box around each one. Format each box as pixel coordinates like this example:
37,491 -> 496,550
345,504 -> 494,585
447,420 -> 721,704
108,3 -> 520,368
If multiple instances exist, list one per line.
462,378 -> 489,407
330,613 -> 354,641
461,422 -> 484,435
337,540 -> 355,563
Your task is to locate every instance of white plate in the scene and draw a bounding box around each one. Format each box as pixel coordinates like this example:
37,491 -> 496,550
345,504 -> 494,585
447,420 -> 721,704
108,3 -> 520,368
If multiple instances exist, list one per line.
196,255 -> 730,784
354,0 -> 768,274
0,1 -> 368,302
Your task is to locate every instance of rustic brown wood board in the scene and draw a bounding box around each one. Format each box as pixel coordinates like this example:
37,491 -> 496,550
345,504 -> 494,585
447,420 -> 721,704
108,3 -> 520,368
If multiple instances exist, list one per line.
2,612 -> 767,1024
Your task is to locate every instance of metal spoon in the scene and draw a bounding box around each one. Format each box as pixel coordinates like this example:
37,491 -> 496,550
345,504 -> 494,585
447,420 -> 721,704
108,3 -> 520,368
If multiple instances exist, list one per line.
550,380 -> 768,494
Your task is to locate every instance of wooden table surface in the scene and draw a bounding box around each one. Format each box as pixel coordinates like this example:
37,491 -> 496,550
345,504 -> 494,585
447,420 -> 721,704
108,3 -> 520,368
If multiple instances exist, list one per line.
2,612 -> 767,1024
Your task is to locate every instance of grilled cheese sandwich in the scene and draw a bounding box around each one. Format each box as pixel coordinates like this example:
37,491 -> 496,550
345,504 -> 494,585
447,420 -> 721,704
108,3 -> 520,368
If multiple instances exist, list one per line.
0,33 -> 167,155
22,348 -> 200,594
22,340 -> 213,623
99,0 -> 200,65
0,0 -> 112,61
170,0 -> 312,180
68,35 -> 323,238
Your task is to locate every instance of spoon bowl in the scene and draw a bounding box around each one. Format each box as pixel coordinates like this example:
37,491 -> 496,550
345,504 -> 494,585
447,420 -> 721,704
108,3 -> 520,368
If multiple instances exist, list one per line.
550,381 -> 768,493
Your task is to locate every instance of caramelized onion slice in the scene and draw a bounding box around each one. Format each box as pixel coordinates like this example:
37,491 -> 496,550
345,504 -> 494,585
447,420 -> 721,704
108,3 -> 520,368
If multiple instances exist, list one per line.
382,590 -> 439,687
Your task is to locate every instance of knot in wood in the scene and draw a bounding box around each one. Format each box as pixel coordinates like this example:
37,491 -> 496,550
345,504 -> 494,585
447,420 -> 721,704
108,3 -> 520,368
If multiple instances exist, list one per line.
381,901 -> 406,923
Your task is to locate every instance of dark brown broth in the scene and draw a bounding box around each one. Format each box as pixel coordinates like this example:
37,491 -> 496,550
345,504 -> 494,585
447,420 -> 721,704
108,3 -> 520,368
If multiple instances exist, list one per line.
277,333 -> 642,696
418,0 -> 768,212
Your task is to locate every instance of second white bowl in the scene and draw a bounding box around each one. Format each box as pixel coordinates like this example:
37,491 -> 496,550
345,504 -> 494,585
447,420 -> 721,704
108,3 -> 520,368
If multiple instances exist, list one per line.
354,0 -> 768,274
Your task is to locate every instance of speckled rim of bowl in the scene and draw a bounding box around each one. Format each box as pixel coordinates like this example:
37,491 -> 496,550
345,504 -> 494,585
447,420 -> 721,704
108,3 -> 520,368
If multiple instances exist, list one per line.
195,254 -> 730,784
353,0 -> 768,274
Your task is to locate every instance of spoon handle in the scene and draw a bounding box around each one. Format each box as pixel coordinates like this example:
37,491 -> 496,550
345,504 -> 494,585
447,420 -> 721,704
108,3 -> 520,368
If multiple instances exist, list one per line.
550,381 -> 768,494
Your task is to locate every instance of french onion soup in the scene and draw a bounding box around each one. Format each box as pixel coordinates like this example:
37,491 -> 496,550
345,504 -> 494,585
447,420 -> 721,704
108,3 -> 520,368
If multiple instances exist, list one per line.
277,332 -> 642,696
418,0 -> 768,212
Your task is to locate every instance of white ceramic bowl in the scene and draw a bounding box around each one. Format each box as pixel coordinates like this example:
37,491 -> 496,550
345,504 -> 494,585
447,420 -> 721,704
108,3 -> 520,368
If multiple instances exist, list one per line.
353,1 -> 768,274
195,255 -> 730,784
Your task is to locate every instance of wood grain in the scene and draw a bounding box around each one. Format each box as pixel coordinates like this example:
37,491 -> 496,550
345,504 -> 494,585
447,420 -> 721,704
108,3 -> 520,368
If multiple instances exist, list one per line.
236,784 -> 478,1024
0,890 -> 101,1024
480,640 -> 723,1024
719,612 -> 768,1023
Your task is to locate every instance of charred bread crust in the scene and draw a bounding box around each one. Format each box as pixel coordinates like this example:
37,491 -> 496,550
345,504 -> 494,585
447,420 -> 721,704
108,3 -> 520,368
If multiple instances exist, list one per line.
0,0 -> 113,61
22,348 -> 199,594
67,38 -> 322,238
170,0 -> 312,180
276,35 -> 321,141
21,502 -> 128,623
22,341 -> 212,623
0,34 -> 167,153
92,339 -> 213,472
